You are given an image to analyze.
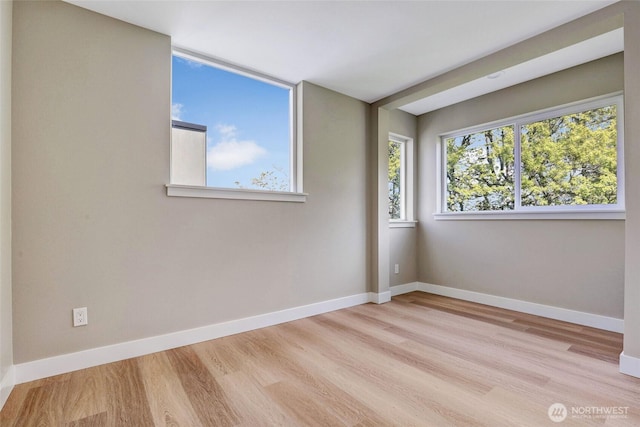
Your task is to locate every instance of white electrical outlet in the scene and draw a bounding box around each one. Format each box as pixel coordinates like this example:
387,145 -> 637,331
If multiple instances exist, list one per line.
73,307 -> 88,327
394,264 -> 399,274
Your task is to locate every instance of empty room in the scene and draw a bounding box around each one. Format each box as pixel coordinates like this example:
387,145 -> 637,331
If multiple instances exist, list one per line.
1,0 -> 640,425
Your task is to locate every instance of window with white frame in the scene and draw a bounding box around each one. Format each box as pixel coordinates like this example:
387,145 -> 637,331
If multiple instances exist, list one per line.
389,133 -> 414,224
167,49 -> 304,202
440,94 -> 623,217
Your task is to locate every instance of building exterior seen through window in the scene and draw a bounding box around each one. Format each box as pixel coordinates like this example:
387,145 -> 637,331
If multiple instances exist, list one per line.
170,120 -> 207,186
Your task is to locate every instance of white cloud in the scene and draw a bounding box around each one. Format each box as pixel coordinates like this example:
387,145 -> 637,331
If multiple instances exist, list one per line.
216,124 -> 238,139
171,103 -> 183,121
178,57 -> 203,69
207,124 -> 267,171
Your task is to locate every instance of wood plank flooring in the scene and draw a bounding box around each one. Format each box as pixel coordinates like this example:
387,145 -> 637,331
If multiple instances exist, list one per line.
2,292 -> 639,426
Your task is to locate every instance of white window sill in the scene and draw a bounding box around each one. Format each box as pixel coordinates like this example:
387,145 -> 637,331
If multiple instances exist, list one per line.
166,184 -> 307,203
433,210 -> 625,221
389,220 -> 418,228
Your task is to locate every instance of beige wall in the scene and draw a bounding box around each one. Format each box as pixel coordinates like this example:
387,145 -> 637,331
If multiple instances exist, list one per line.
388,109 -> 417,286
417,54 -> 625,318
389,227 -> 417,286
12,1 -> 368,363
0,0 -> 13,386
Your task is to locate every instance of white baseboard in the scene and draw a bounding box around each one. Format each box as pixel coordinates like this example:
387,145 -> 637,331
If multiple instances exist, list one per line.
368,291 -> 391,304
0,365 -> 15,410
390,282 -> 419,296
620,352 -> 640,378
11,282 -> 628,385
14,292 -> 370,384
416,282 -> 623,333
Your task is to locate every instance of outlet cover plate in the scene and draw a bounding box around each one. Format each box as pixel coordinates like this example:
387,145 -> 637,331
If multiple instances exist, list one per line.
73,307 -> 88,327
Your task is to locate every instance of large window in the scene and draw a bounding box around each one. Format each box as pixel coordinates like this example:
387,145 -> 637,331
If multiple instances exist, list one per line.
167,49 -> 304,202
441,94 -> 623,218
389,133 -> 415,225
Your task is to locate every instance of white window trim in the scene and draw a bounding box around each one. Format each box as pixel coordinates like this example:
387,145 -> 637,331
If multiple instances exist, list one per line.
168,47 -> 304,200
166,184 -> 307,203
389,133 -> 416,226
389,220 -> 418,228
436,93 -> 624,220
434,210 -> 624,221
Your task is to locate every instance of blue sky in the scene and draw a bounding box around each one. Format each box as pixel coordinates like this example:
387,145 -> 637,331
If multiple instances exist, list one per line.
172,55 -> 291,189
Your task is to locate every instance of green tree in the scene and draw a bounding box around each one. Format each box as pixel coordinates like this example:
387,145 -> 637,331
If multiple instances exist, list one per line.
389,140 -> 401,218
235,165 -> 289,192
520,106 -> 617,206
446,126 -> 515,211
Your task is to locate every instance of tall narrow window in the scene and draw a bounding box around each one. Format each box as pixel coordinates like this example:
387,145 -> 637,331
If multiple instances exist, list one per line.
389,133 -> 414,224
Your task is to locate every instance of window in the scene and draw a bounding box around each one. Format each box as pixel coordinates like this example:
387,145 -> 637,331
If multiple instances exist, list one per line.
445,125 -> 515,212
439,94 -> 623,219
388,133 -> 415,226
167,49 -> 305,202
388,138 -> 404,219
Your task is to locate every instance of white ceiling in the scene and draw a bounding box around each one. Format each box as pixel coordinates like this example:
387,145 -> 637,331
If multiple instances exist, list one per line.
66,0 -> 621,115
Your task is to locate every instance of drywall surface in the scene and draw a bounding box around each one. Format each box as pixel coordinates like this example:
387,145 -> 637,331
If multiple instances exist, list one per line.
389,226 -> 417,286
12,1 -> 368,363
417,53 -> 625,318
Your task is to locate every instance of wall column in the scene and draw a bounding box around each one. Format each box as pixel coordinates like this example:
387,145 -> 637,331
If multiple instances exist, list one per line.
369,106 -> 390,302
621,0 -> 640,378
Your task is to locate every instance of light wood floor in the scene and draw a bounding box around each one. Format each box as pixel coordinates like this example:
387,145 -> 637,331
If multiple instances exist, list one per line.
2,292 -> 639,426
